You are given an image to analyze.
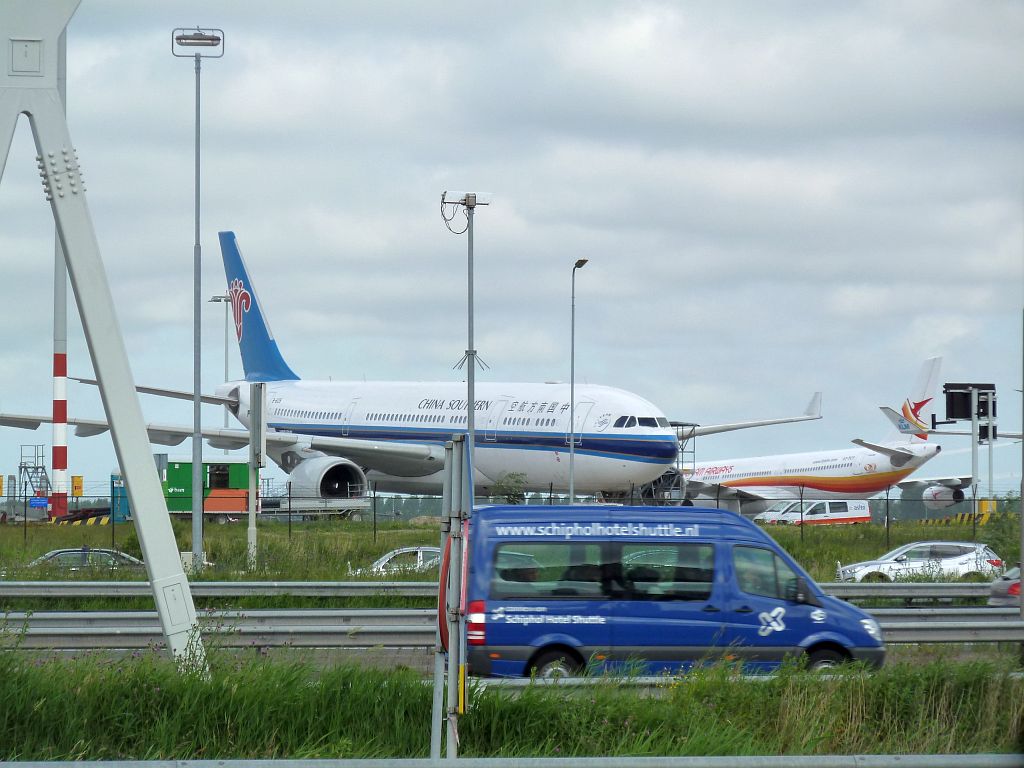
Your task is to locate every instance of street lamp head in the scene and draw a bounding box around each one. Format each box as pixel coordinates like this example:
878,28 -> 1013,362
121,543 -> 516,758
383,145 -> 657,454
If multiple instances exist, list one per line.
172,28 -> 225,58
574,258 -> 588,270
208,293 -> 229,303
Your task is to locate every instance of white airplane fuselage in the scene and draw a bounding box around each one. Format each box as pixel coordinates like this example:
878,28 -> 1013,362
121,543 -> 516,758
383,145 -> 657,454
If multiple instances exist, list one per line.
686,442 -> 942,501
223,379 -> 679,495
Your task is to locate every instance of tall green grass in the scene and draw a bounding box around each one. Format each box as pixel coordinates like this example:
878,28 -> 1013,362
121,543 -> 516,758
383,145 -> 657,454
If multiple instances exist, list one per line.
3,514 -> 1017,580
0,653 -> 1020,759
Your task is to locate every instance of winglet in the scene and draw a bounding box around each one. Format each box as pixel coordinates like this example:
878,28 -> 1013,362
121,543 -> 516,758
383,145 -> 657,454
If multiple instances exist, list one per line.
804,392 -> 822,418
218,231 -> 300,382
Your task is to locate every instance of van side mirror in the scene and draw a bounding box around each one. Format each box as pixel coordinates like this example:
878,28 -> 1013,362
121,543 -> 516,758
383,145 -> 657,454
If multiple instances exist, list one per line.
793,576 -> 821,607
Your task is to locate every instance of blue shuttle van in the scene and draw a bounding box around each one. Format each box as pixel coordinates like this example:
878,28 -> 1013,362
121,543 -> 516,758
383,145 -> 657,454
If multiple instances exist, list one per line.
465,505 -> 884,677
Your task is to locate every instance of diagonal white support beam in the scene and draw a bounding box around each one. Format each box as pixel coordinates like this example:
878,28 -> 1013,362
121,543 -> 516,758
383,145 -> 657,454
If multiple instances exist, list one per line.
0,0 -> 206,670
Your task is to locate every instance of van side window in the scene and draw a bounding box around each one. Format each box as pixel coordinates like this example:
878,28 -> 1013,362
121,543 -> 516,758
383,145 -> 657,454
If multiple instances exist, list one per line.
488,542 -> 608,600
617,543 -> 715,601
733,546 -> 799,600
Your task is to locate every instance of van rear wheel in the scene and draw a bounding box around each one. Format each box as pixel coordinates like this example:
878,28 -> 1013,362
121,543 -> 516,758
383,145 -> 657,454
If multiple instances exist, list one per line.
530,649 -> 581,679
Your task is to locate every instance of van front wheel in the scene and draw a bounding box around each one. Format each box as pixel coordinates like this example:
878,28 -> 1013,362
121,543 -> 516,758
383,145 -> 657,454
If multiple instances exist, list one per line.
807,648 -> 846,670
530,649 -> 582,679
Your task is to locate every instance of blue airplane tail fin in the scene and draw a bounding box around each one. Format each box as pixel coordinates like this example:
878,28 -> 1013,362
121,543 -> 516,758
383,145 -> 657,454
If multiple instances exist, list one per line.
218,231 -> 300,382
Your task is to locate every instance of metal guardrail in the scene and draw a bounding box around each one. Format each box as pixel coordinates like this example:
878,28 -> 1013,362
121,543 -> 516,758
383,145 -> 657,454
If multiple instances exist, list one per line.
0,580 -> 441,598
0,580 -> 1003,600
3,608 -> 1023,650
3,606 -> 1018,629
823,582 -> 991,600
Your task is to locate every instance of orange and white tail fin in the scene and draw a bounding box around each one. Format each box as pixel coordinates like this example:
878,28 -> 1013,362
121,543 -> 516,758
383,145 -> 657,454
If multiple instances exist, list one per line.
881,357 -> 941,442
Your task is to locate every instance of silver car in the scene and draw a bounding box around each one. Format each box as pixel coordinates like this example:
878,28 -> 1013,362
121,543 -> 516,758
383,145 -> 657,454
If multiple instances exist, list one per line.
988,565 -> 1021,607
25,547 -> 145,573
355,546 -> 441,576
836,541 -> 1003,582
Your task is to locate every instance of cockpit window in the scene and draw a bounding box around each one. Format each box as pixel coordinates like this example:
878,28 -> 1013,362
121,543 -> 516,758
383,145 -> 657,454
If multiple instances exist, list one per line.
638,417 -> 658,428
613,416 -> 628,428
657,417 -> 670,428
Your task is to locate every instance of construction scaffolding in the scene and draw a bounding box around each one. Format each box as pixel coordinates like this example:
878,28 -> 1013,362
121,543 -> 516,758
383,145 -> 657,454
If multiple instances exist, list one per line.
18,443 -> 51,499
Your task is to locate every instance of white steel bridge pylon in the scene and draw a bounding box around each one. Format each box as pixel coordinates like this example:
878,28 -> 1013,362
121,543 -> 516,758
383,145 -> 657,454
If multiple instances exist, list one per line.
0,0 -> 206,670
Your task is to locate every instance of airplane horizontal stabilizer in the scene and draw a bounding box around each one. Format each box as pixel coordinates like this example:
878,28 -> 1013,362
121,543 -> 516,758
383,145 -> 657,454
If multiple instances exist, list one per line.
850,438 -> 914,462
71,377 -> 238,407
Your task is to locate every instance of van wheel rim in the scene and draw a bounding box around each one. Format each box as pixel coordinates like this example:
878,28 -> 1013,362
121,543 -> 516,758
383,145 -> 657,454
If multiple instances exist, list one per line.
539,661 -> 573,678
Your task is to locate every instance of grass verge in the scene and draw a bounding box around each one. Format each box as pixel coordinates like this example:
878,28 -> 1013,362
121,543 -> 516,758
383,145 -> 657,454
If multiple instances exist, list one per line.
0,653 -> 1020,759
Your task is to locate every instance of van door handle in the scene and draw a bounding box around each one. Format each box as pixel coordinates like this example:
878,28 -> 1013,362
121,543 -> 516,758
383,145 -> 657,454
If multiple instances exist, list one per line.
702,605 -> 720,613
735,606 -> 754,613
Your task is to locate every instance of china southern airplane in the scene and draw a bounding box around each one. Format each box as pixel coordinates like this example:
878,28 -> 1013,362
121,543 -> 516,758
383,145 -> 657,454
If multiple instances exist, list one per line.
677,358 -> 971,515
0,231 -> 818,501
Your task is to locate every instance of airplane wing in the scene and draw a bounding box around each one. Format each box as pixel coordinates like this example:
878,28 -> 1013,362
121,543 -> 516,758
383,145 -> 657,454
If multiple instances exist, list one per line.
678,477 -> 799,503
674,393 -> 821,439
0,412 -> 445,477
896,475 -> 973,491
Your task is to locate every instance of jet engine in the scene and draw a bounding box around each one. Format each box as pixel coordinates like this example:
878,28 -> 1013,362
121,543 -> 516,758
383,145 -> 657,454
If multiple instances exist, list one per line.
921,485 -> 965,510
287,456 -> 367,499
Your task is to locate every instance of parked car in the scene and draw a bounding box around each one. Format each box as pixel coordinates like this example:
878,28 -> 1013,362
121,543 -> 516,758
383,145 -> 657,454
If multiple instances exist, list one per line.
26,547 -> 145,573
988,564 -> 1021,607
754,500 -> 871,525
777,500 -> 871,526
354,546 -> 442,576
752,501 -> 792,525
836,541 -> 1003,583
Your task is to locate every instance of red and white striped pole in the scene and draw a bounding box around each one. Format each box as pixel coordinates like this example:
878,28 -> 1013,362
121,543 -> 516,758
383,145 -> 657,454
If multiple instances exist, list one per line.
49,30 -> 69,519
51,351 -> 68,518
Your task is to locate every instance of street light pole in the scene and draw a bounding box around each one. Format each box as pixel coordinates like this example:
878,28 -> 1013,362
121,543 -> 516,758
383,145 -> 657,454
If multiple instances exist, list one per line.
569,258 -> 588,504
173,28 -> 224,572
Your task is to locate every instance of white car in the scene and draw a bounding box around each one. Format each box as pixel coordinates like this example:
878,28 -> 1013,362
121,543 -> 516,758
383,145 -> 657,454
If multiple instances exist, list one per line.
836,541 -> 1003,583
752,501 -> 793,525
352,546 -> 441,576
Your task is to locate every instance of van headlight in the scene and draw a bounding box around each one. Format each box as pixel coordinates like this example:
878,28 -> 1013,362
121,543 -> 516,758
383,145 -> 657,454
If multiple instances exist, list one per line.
860,618 -> 882,642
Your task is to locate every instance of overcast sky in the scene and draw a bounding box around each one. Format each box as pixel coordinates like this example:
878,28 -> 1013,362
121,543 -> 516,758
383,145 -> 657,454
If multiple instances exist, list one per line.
1,0 -> 1021,497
